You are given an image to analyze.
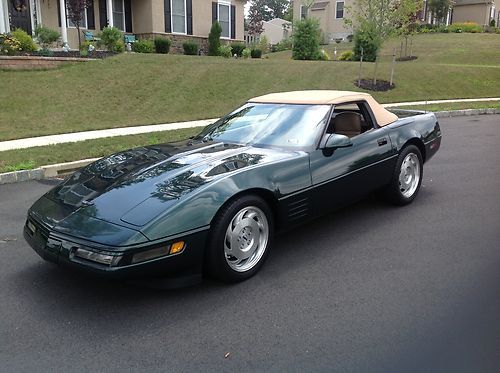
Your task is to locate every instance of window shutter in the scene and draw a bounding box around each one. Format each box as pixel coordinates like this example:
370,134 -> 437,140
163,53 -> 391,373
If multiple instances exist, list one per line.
99,0 -> 107,29
124,0 -> 132,32
212,2 -> 217,24
87,0 -> 95,30
57,0 -> 61,27
186,0 -> 193,35
164,0 -> 171,32
230,5 -> 235,39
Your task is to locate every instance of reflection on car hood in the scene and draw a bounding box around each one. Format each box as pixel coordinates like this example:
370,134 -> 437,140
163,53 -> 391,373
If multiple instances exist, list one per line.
44,140 -> 296,228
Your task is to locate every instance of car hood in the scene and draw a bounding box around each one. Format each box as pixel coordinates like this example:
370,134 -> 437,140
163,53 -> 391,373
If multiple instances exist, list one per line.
41,140 -> 297,232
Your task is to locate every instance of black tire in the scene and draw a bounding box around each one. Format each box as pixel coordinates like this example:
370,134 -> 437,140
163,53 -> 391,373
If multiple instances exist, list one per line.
205,195 -> 274,282
380,145 -> 423,206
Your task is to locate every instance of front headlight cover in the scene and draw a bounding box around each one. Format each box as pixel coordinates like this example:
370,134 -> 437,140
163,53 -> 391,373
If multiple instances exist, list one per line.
73,247 -> 122,266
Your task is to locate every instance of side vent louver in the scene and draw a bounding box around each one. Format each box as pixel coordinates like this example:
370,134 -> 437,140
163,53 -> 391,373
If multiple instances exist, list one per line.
287,197 -> 309,222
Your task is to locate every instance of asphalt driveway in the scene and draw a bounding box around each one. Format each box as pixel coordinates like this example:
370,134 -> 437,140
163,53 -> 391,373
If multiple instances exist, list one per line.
0,115 -> 499,372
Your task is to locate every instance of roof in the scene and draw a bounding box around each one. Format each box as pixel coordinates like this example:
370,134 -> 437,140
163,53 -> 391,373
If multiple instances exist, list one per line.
248,90 -> 399,127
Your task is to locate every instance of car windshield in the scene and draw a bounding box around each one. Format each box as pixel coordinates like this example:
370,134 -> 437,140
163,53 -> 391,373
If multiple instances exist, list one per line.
194,103 -> 331,148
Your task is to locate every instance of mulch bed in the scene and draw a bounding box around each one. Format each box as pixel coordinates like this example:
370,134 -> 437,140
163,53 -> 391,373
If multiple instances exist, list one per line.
354,79 -> 395,92
396,55 -> 418,62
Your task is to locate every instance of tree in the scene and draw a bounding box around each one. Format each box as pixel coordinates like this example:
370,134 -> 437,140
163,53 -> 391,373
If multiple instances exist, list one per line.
247,0 -> 291,22
345,0 -> 422,54
208,21 -> 222,56
66,0 -> 91,49
428,0 -> 453,25
292,18 -> 321,60
247,2 -> 264,36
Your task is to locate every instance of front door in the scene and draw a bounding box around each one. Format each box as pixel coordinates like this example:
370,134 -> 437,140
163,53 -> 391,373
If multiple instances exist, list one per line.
8,0 -> 32,34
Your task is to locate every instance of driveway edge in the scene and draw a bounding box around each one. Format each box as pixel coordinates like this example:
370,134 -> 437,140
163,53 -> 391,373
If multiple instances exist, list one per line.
1,109 -> 499,185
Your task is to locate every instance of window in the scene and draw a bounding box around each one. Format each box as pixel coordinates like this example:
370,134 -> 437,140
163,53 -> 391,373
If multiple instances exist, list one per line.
172,0 -> 186,33
300,5 -> 307,19
335,1 -> 344,19
113,0 -> 125,31
218,2 -> 230,38
66,4 -> 87,29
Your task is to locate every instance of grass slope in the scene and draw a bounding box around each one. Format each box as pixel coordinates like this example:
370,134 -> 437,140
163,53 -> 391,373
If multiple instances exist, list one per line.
1,33 -> 499,142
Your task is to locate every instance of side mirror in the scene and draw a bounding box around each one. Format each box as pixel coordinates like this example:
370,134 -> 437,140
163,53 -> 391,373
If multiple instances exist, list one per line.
323,134 -> 353,149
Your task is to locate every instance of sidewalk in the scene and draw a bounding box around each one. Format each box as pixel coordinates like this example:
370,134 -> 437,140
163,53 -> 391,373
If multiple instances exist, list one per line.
1,97 -> 499,152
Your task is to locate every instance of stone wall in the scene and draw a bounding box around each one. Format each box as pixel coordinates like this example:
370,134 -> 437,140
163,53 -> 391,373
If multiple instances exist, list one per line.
0,56 -> 93,70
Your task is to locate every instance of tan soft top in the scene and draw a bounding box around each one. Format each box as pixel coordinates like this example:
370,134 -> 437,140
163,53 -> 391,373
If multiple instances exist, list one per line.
249,90 -> 398,127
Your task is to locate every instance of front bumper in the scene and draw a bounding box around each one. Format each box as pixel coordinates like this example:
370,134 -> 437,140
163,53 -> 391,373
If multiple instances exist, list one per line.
23,216 -> 209,286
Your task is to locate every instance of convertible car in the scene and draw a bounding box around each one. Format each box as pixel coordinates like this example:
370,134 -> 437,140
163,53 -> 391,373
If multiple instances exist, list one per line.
24,91 -> 441,285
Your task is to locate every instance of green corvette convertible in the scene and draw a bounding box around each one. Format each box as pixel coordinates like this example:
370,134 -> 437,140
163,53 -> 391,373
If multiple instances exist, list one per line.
24,90 -> 442,285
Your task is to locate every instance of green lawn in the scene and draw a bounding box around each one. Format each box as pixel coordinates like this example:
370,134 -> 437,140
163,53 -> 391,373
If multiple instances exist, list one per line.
1,33 -> 499,142
0,127 -> 201,173
397,100 -> 500,112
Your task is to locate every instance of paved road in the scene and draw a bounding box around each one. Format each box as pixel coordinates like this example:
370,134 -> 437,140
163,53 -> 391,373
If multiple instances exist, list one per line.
1,115 -> 499,372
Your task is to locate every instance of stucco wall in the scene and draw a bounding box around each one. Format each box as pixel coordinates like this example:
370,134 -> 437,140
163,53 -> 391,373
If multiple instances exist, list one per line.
293,0 -> 354,41
453,4 -> 492,25
192,0 -> 245,40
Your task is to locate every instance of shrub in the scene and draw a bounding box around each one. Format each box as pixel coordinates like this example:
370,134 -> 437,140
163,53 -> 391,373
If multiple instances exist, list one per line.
38,48 -> 54,57
100,26 -> 122,52
339,50 -> 354,61
230,42 -> 245,57
218,44 -> 232,58
132,38 -> 154,53
79,40 -> 95,52
250,48 -> 262,58
319,49 -> 330,60
353,22 -> 381,62
11,29 -> 37,52
242,47 -> 251,58
258,35 -> 269,54
292,18 -> 321,60
34,25 -> 60,48
272,38 -> 292,52
183,41 -> 198,55
208,21 -> 222,56
346,34 -> 354,42
154,37 -> 171,54
0,34 -> 21,55
447,22 -> 482,33
490,19 -> 496,27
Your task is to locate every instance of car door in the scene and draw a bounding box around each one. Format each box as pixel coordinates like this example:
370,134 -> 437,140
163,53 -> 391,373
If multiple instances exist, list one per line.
309,103 -> 396,214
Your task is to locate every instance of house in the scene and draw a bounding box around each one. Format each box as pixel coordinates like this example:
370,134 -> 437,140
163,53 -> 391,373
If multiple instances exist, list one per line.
292,0 -> 353,42
0,0 -> 246,51
451,0 -> 497,26
261,18 -> 291,44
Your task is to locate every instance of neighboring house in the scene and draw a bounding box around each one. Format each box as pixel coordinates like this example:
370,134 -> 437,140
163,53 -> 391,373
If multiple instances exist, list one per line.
451,0 -> 497,25
261,18 -> 291,44
0,0 -> 246,51
293,0 -> 353,42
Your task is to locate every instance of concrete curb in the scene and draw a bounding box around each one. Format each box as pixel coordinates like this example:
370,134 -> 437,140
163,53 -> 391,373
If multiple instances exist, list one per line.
1,109 -> 499,185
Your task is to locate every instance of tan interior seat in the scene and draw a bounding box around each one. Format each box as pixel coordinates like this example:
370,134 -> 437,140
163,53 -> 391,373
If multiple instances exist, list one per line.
329,112 -> 362,137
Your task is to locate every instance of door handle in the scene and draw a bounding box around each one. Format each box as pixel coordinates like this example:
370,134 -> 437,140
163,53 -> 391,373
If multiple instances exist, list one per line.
377,138 -> 387,146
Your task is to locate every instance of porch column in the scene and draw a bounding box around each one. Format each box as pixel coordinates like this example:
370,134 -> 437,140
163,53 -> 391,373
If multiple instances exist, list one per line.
58,0 -> 68,47
106,0 -> 114,27
0,0 -> 7,34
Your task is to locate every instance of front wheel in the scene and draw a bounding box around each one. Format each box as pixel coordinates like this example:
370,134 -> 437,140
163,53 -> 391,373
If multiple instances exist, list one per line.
206,195 -> 274,282
380,145 -> 423,205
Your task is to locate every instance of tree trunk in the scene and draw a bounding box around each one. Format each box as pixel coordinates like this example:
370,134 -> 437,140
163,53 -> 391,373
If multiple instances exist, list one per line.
373,56 -> 379,86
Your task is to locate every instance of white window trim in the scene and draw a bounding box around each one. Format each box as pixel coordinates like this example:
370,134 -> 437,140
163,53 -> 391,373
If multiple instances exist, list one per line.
300,5 -> 307,19
170,0 -> 187,35
112,0 -> 126,32
218,0 -> 231,39
66,3 -> 88,29
335,1 -> 344,19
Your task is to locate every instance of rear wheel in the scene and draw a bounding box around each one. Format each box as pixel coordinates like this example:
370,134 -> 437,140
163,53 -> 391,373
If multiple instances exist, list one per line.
380,145 -> 423,205
206,195 -> 273,282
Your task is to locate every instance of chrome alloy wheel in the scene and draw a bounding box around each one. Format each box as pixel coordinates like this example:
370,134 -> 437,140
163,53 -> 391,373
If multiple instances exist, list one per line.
399,153 -> 421,198
224,206 -> 269,272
